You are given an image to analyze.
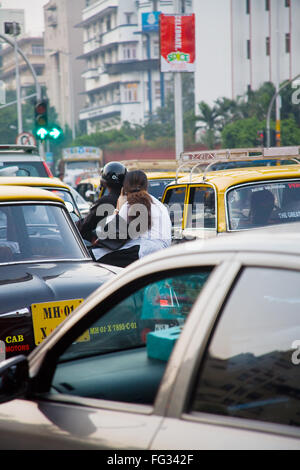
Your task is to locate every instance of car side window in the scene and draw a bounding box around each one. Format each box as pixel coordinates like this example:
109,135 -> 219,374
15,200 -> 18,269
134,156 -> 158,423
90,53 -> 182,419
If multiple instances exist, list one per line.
163,187 -> 186,227
52,268 -> 213,405
190,267 -> 300,428
186,186 -> 216,229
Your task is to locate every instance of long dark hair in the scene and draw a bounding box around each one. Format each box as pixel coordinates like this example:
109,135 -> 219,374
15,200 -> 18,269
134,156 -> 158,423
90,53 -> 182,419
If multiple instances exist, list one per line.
123,170 -> 152,232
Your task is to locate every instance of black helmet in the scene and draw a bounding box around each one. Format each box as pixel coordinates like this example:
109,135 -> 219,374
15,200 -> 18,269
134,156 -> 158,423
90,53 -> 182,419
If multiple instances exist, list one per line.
100,161 -> 127,187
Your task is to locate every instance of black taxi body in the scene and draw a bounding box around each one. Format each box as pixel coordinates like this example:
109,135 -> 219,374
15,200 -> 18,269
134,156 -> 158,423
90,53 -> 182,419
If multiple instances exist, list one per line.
0,185 -> 120,360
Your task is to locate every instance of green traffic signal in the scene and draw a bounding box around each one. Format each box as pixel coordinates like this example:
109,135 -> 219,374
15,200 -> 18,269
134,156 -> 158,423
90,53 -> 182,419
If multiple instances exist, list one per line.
36,127 -> 48,140
49,125 -> 63,140
34,123 -> 63,142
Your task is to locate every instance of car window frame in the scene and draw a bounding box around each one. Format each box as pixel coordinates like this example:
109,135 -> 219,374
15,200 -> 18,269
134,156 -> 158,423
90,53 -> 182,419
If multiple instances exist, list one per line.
162,183 -> 188,230
170,253 -> 300,440
185,182 -> 217,232
0,200 -> 90,264
30,259 -> 230,413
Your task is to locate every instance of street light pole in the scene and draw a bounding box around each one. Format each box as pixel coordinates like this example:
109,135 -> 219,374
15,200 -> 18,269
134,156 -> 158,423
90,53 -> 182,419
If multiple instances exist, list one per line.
13,23 -> 22,134
266,73 -> 300,147
174,0 -> 184,160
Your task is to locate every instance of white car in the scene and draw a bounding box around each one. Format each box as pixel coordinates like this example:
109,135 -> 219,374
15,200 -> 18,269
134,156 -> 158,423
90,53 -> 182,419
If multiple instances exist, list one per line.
0,230 -> 300,449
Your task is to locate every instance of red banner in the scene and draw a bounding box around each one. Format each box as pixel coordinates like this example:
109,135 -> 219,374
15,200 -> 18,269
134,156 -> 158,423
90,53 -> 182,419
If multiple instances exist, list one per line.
160,14 -> 195,72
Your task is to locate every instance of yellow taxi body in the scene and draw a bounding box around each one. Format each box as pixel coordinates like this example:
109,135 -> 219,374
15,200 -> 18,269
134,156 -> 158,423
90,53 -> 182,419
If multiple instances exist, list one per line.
0,184 -> 64,203
161,164 -> 300,239
0,176 -> 83,218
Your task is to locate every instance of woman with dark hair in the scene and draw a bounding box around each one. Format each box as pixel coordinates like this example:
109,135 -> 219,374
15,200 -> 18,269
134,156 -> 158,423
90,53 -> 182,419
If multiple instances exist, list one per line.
92,170 -> 172,266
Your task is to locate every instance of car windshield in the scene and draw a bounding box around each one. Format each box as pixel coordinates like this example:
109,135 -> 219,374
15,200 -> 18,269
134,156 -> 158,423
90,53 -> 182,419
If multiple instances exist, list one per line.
65,161 -> 99,171
0,161 -> 48,177
0,203 -> 86,262
227,180 -> 300,230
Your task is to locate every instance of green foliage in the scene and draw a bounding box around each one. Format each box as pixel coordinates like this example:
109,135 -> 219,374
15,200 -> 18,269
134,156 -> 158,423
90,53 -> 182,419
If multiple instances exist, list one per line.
221,117 -> 268,148
281,117 -> 300,146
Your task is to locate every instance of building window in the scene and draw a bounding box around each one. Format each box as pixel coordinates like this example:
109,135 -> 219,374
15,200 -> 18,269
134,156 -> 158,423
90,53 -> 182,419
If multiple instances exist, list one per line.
125,12 -> 133,24
106,16 -> 111,31
154,81 -> 161,100
246,0 -> 250,14
122,44 -> 137,60
32,45 -> 44,55
285,0 -> 290,7
123,83 -> 138,102
266,36 -> 270,56
265,0 -> 270,11
247,39 -> 251,59
285,33 -> 291,53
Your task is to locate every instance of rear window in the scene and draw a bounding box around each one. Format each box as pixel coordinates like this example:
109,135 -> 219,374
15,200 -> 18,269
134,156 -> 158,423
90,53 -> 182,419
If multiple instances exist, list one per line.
148,179 -> 174,198
0,161 -> 48,177
227,180 -> 300,230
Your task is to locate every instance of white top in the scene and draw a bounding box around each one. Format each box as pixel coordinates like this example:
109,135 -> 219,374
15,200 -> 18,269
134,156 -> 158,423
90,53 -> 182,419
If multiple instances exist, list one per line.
93,195 -> 172,260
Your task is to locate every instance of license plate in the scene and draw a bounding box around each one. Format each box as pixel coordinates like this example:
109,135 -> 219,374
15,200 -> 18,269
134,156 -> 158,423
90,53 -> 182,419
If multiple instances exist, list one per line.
31,299 -> 83,345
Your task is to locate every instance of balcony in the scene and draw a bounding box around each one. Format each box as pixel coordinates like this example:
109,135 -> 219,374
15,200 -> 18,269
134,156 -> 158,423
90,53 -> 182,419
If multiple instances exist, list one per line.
79,102 -> 121,121
81,68 -> 100,79
105,58 -> 159,74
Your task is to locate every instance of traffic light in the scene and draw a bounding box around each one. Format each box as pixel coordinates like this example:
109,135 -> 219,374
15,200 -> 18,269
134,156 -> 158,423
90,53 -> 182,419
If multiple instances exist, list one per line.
48,124 -> 63,141
34,100 -> 48,140
257,130 -> 265,146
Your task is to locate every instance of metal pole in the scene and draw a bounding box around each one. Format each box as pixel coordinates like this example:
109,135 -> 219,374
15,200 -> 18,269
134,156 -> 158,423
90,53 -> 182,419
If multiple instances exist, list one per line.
275,1 -> 281,146
0,33 -> 42,101
266,73 -> 300,147
13,24 -> 22,133
174,0 -> 184,160
67,52 -> 76,139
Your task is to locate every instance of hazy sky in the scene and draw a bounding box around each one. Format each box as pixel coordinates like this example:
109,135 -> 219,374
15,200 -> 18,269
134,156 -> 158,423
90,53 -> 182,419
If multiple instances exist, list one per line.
0,0 -> 48,36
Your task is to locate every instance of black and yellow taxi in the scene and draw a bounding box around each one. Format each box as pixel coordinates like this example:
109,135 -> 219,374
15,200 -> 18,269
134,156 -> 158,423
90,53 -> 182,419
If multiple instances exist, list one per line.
161,146 -> 300,240
0,176 -> 88,219
0,185 -> 120,360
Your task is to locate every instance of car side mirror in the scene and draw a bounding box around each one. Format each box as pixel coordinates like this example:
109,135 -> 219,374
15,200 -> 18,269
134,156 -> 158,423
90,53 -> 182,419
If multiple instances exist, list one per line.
0,355 -> 29,403
85,190 -> 96,203
65,201 -> 75,213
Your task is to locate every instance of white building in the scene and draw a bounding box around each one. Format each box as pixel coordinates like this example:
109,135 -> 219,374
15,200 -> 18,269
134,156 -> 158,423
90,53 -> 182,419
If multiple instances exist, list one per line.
194,0 -> 300,107
77,0 -> 193,134
43,0 -> 86,138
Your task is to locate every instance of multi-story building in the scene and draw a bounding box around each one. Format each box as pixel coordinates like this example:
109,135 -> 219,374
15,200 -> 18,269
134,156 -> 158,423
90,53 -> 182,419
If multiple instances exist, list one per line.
43,0 -> 86,138
194,0 -> 300,107
76,0 -> 193,134
0,36 -> 45,92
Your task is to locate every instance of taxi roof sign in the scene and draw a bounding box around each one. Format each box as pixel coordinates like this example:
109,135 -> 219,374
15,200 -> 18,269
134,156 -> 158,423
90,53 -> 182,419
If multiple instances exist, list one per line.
178,146 -> 300,182
180,146 -> 300,163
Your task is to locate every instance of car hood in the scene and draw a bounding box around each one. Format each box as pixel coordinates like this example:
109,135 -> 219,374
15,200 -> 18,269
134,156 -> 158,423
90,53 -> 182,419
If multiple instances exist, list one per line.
0,261 -> 116,314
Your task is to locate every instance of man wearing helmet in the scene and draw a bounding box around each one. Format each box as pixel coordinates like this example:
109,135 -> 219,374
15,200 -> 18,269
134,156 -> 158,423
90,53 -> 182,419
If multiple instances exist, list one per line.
77,161 -> 127,243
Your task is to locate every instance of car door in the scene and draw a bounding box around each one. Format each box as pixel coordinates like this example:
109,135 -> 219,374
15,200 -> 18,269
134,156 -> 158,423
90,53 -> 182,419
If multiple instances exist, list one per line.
0,258 -> 231,449
153,257 -> 300,449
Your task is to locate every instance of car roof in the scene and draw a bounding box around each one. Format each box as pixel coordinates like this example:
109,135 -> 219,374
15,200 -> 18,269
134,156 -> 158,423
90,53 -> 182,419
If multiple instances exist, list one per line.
77,177 -> 99,185
126,229 -> 300,267
146,171 -> 185,179
175,164 -> 300,191
0,176 -> 69,189
0,185 -> 65,203
0,145 -> 38,154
